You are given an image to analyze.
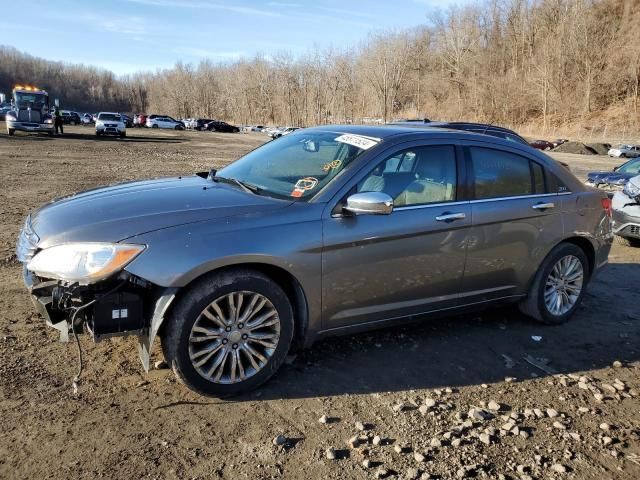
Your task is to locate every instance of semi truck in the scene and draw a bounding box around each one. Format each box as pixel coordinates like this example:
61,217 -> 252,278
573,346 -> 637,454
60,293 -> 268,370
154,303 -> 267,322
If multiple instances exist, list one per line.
5,85 -> 54,136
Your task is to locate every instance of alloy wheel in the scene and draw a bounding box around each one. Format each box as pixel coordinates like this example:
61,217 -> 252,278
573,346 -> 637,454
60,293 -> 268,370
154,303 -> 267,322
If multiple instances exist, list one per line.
188,291 -> 280,384
544,255 -> 584,316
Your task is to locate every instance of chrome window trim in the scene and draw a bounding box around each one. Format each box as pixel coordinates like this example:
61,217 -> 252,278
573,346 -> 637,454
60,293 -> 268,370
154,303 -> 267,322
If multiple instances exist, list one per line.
469,192 -> 558,204
394,200 -> 469,211
393,192 -> 572,211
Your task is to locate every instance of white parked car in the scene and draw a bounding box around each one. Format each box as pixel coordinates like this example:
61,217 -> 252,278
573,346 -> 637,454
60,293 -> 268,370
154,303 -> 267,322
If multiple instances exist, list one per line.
146,116 -> 185,130
608,144 -> 640,158
270,126 -> 300,139
81,113 -> 93,125
95,112 -> 126,138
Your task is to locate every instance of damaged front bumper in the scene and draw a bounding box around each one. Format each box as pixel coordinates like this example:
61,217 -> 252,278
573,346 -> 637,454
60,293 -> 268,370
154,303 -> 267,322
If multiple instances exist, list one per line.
22,266 -> 177,371
611,192 -> 640,240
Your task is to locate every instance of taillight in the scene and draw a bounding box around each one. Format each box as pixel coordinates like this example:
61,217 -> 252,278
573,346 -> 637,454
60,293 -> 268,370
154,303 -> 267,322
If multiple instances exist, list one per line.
601,197 -> 612,217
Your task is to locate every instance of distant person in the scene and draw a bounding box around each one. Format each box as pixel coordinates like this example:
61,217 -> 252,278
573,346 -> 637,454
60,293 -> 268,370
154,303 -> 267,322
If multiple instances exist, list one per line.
54,108 -> 63,135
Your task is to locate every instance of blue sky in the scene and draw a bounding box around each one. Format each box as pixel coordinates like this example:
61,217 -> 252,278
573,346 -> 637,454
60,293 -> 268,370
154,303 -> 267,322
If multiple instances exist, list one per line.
2,0 -> 462,76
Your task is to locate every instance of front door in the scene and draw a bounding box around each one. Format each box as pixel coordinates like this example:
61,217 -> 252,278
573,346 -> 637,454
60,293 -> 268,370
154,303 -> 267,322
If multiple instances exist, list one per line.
322,144 -> 470,331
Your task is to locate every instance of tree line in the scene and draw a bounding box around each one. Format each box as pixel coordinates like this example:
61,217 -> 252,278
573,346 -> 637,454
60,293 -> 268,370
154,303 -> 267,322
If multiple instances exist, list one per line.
2,0 -> 639,133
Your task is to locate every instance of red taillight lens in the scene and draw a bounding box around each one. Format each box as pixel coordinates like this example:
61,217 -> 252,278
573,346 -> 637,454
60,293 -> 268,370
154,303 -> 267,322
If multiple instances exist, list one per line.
601,197 -> 612,217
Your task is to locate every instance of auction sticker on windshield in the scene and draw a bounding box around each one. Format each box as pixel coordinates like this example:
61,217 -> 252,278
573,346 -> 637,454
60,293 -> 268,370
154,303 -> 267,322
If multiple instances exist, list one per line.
291,177 -> 319,197
335,134 -> 379,150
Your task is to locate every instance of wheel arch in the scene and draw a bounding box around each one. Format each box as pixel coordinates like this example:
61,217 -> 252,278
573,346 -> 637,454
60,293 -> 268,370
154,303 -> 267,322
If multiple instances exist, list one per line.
158,262 -> 309,351
561,235 -> 596,275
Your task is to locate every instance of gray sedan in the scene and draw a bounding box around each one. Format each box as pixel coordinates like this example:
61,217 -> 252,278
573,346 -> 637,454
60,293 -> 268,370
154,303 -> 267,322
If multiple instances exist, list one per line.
17,125 -> 613,396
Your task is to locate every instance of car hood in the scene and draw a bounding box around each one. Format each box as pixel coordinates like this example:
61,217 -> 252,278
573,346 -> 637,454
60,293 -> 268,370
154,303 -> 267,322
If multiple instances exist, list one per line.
30,175 -> 291,248
587,171 -> 635,184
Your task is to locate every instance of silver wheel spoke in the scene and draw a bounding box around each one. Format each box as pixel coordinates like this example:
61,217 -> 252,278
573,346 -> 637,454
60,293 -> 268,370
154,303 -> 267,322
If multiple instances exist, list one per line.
189,290 -> 281,385
190,342 -> 223,367
544,255 -> 584,316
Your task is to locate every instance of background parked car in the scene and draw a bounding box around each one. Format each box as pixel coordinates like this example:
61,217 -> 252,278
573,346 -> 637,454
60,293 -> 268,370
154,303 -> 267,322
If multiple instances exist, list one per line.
120,114 -> 134,128
95,112 -> 126,138
146,116 -> 185,129
586,157 -> 640,192
194,118 -> 215,131
552,139 -> 569,148
80,113 -> 94,125
530,139 -> 555,150
204,120 -> 240,132
270,126 -> 300,138
133,114 -> 147,127
608,144 -> 640,158
61,111 -> 81,125
611,174 -> 640,247
0,106 -> 10,121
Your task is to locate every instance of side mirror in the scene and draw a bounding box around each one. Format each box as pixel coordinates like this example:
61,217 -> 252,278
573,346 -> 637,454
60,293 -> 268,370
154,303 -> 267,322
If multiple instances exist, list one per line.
344,192 -> 393,215
303,140 -> 319,152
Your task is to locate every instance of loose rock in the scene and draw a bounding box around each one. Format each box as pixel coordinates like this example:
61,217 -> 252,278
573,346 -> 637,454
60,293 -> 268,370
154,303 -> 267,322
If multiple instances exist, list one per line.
273,434 -> 288,446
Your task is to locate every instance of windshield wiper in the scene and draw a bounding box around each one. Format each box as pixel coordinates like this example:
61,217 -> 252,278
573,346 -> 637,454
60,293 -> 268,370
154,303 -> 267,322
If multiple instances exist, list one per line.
210,173 -> 261,194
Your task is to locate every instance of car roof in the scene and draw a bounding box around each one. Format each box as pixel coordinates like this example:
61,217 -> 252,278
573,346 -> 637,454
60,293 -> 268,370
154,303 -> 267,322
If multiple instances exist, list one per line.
305,123 -> 520,141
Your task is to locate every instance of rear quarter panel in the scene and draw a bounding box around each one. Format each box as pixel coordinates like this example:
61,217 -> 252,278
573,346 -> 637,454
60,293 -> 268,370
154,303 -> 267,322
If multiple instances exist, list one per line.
559,189 -> 612,272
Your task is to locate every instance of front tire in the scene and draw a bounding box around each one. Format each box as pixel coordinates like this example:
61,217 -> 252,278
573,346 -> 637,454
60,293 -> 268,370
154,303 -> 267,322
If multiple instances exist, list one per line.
519,243 -> 589,324
161,269 -> 294,396
8,128 -> 15,136
151,124 -> 158,129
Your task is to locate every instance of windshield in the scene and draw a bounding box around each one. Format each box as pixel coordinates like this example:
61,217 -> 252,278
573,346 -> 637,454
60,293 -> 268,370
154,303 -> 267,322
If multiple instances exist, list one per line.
619,159 -> 640,175
217,131 -> 377,199
14,92 -> 48,109
98,113 -> 120,121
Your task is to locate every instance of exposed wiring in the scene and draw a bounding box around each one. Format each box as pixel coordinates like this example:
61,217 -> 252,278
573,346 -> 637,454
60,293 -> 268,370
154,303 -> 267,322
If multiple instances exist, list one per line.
67,280 -> 127,394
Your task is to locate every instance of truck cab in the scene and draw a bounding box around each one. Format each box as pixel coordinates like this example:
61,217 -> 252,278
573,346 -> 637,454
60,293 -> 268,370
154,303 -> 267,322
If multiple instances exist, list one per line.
5,85 -> 54,136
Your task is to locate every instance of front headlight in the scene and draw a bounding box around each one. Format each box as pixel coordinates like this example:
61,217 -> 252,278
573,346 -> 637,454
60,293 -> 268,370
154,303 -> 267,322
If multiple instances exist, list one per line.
27,243 -> 145,284
6,113 -> 16,121
44,118 -> 53,124
624,178 -> 640,199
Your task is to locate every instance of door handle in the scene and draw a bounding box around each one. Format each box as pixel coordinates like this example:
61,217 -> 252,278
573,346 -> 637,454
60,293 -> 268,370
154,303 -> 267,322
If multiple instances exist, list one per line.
532,202 -> 555,210
435,212 -> 466,222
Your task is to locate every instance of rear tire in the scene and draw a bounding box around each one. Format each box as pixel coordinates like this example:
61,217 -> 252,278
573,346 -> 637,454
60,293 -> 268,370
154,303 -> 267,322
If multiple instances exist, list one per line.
161,269 -> 294,397
519,243 -> 590,325
615,235 -> 640,247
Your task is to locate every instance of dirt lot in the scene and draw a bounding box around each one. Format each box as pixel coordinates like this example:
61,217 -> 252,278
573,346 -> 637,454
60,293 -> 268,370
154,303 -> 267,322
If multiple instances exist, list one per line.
0,125 -> 639,480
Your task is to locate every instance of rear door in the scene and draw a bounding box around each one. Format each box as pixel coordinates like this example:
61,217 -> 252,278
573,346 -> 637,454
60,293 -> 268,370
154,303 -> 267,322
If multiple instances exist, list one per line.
322,142 -> 471,331
461,145 -> 563,303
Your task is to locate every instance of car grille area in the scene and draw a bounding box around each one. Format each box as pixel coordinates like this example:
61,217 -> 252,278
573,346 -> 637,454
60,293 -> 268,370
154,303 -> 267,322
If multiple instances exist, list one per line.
16,216 -> 40,263
620,224 -> 640,239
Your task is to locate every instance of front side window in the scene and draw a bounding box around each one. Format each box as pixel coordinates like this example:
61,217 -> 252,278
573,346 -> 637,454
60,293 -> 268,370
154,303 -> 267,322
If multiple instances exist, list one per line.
469,147 -> 533,199
358,145 -> 457,206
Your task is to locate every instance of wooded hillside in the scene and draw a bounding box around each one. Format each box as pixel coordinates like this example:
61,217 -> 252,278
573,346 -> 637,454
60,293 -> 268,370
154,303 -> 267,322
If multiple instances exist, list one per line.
2,0 -> 639,134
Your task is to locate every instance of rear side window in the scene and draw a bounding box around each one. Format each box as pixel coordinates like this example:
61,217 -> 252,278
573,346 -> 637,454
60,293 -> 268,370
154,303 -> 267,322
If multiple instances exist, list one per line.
531,161 -> 545,194
469,147 -> 534,199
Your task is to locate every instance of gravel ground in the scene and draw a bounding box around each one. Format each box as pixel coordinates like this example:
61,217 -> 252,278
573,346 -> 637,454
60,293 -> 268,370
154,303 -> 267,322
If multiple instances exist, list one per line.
0,125 -> 638,480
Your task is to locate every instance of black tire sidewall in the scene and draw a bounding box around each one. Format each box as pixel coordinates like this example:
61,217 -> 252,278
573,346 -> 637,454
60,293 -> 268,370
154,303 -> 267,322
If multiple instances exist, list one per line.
163,272 -> 294,396
534,244 -> 589,324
